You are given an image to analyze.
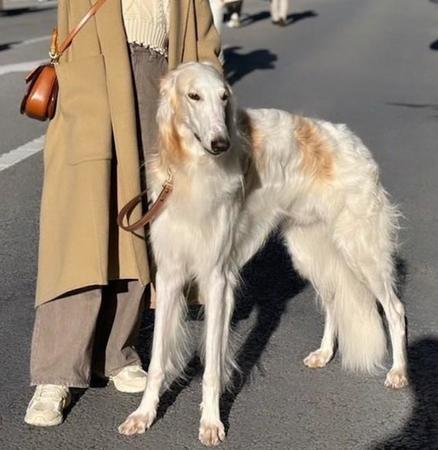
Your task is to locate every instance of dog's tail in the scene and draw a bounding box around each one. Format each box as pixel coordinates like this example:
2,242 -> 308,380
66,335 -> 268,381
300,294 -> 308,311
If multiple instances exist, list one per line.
333,182 -> 400,373
332,261 -> 387,374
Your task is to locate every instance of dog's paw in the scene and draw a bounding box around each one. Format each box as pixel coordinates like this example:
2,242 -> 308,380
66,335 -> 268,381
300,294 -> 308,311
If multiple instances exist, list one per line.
199,420 -> 225,447
118,411 -> 155,436
303,349 -> 332,369
385,367 -> 408,389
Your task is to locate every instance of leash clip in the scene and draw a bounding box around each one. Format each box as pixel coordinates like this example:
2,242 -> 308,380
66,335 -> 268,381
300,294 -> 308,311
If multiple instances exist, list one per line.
163,168 -> 173,187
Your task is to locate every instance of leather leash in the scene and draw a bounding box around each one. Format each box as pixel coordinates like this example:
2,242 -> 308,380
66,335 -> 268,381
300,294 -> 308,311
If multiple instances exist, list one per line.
117,172 -> 174,232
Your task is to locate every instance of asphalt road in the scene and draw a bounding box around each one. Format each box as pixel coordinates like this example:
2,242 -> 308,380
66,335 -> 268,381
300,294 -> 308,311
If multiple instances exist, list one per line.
1,0 -> 438,449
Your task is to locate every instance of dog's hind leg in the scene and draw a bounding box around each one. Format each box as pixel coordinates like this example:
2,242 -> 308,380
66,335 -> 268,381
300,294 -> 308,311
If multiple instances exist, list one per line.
334,195 -> 408,388
337,237 -> 407,388
282,223 -> 337,369
198,268 -> 233,447
118,268 -> 188,436
372,284 -> 407,389
287,220 -> 388,374
303,304 -> 336,368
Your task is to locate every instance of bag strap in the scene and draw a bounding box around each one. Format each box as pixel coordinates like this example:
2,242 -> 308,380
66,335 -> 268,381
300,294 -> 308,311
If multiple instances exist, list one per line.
117,178 -> 174,232
52,0 -> 108,60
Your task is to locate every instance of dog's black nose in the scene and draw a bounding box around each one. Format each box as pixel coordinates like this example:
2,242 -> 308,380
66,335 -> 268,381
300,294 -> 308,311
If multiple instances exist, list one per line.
211,137 -> 230,153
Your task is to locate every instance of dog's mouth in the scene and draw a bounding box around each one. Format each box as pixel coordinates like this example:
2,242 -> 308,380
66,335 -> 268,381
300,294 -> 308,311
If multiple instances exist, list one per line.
193,132 -> 224,157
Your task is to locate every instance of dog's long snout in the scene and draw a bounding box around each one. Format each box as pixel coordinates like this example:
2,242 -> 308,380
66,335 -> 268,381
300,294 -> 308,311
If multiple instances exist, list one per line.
211,137 -> 230,154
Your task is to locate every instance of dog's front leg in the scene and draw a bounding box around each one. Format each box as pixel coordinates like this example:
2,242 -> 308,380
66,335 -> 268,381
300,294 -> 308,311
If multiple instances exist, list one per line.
118,269 -> 185,436
199,269 -> 227,447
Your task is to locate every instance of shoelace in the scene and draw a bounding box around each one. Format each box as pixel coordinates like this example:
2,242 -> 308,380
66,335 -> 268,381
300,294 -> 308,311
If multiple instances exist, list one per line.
36,385 -> 67,400
124,366 -> 143,375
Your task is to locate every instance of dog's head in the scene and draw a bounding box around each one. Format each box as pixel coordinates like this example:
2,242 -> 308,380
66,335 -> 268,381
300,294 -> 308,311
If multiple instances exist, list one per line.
157,62 -> 235,163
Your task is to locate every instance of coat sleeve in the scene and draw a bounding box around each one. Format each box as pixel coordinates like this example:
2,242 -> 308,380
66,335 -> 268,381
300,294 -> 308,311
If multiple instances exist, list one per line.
195,0 -> 222,71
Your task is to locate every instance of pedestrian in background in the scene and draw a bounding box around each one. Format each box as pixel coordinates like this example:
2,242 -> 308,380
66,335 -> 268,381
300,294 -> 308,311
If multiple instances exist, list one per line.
24,0 -> 220,428
271,0 -> 289,26
225,0 -> 243,28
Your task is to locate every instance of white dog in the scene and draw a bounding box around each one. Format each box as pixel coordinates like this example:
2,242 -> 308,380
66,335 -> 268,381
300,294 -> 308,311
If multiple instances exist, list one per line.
118,62 -> 408,446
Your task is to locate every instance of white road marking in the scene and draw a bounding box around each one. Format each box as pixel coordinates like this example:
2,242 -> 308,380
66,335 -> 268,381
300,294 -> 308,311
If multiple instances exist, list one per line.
0,59 -> 46,76
12,35 -> 51,48
0,135 -> 44,172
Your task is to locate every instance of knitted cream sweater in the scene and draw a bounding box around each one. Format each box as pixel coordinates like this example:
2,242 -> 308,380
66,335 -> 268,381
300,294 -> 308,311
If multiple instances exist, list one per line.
121,0 -> 170,54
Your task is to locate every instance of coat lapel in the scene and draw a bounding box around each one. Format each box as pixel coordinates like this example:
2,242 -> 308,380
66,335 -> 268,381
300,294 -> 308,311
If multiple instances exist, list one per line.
168,0 -> 190,69
92,0 -> 139,191
93,0 -> 147,276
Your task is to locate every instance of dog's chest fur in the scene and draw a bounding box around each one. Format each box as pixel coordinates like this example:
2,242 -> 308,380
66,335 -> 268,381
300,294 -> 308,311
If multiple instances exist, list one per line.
151,157 -> 244,273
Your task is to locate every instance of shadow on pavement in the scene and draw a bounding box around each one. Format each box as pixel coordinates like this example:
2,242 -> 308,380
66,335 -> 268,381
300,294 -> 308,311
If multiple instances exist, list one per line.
224,46 -> 277,85
221,233 -> 307,431
239,9 -> 318,27
64,373 -> 108,421
372,337 -> 438,449
0,41 -> 20,52
387,102 -> 438,119
136,233 -> 307,427
1,6 -> 55,16
239,10 -> 271,26
429,0 -> 438,56
286,10 -> 318,26
135,247 -> 411,432
394,256 -> 408,301
137,305 -> 203,422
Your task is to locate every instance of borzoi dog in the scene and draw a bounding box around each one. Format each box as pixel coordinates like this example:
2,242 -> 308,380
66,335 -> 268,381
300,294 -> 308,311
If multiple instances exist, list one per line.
118,62 -> 408,446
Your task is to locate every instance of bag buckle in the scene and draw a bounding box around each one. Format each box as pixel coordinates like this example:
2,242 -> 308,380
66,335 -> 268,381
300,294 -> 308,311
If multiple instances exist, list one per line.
49,51 -> 60,64
49,27 -> 60,64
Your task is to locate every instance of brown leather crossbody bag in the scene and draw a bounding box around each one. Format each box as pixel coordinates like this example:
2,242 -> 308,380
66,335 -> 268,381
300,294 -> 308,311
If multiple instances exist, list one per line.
20,0 -> 107,121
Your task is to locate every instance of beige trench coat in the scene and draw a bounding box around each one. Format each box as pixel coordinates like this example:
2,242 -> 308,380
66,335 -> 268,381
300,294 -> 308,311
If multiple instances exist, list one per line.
35,0 -> 221,305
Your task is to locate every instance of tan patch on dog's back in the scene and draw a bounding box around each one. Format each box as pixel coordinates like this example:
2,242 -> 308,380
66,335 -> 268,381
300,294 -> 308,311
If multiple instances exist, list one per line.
294,116 -> 333,181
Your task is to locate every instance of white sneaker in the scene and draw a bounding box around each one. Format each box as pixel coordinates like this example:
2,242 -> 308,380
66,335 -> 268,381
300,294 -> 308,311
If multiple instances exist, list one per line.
110,365 -> 147,393
227,12 -> 241,28
25,384 -> 71,427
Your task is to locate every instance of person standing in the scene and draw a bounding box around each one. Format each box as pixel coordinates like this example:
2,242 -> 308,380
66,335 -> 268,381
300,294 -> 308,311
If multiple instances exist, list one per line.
225,0 -> 243,28
210,0 -> 224,33
271,0 -> 289,26
24,0 -> 220,427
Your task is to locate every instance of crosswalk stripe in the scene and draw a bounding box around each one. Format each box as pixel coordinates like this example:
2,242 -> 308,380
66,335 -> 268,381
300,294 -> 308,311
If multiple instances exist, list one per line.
0,135 -> 45,172
0,60 -> 46,77
14,35 -> 51,48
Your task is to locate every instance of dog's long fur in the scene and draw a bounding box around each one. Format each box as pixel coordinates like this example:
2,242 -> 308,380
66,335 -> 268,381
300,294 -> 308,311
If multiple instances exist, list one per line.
119,63 -> 408,446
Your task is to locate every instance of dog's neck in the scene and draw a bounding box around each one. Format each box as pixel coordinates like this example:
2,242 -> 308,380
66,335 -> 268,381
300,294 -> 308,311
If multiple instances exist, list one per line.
148,130 -> 245,210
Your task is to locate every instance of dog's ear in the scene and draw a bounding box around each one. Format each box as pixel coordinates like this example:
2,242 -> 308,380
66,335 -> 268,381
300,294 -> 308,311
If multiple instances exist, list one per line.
225,82 -> 237,135
157,70 -> 185,166
200,60 -> 222,75
157,71 -> 178,132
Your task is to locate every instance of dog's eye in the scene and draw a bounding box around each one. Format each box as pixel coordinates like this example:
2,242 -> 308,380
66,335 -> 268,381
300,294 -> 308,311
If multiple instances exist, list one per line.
188,92 -> 201,101
221,92 -> 229,102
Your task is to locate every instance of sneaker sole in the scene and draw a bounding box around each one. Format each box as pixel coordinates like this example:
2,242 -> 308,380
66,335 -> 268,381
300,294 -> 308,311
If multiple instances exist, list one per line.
24,415 -> 64,427
24,393 -> 71,427
111,379 -> 147,393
